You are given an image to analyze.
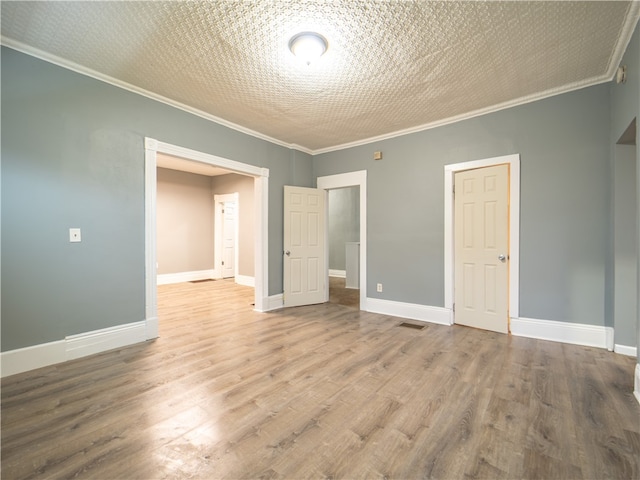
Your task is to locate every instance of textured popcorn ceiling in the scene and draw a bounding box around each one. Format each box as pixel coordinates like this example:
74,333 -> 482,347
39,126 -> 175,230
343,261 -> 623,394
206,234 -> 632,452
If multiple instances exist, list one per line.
2,1 -> 639,153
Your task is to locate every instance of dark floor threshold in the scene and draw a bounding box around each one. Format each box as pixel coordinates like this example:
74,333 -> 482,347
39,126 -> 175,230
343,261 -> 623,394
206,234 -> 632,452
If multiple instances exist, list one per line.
190,279 -> 215,283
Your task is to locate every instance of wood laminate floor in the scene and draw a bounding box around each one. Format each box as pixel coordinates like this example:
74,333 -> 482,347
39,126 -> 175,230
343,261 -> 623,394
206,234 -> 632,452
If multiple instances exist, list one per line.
329,276 -> 359,309
2,280 -> 639,479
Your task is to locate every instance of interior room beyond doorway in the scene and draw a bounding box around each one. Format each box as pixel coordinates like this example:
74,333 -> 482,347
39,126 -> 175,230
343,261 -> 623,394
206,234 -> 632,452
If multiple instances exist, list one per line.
327,186 -> 360,309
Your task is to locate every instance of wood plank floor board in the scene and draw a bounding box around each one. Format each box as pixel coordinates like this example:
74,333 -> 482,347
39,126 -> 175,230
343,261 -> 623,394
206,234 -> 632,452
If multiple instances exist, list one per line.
2,280 -> 639,479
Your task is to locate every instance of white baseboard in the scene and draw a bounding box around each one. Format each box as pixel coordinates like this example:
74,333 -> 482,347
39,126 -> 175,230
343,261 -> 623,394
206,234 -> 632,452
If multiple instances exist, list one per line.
606,327 -> 615,351
614,344 -> 638,357
366,298 -> 451,326
235,275 -> 255,287
634,364 -> 640,405
157,269 -> 215,285
329,269 -> 346,278
146,316 -> 159,340
66,321 -> 147,360
510,317 -> 611,349
1,340 -> 66,378
1,320 -> 150,378
260,294 -> 284,312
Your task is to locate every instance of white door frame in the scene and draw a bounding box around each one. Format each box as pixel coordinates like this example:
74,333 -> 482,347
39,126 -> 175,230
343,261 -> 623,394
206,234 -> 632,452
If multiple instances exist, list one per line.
214,192 -> 239,279
145,138 -> 269,339
317,170 -> 367,311
444,154 -> 520,326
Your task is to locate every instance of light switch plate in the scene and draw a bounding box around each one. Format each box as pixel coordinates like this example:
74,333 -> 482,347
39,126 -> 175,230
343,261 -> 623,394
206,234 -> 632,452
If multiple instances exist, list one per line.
69,228 -> 81,243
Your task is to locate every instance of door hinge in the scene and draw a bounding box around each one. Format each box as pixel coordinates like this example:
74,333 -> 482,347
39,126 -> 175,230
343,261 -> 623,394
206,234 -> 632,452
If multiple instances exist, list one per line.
453,303 -> 455,312
221,261 -> 224,266
453,184 -> 455,194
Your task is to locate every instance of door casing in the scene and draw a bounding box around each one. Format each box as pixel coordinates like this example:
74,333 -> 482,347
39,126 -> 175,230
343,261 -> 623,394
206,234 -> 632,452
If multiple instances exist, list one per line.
145,138 -> 269,340
444,154 -> 520,326
317,170 -> 367,311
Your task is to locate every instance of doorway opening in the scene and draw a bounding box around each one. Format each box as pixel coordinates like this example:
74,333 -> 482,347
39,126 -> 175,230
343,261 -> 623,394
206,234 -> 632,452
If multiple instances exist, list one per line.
327,186 -> 361,309
144,138 -> 269,340
317,171 -> 367,311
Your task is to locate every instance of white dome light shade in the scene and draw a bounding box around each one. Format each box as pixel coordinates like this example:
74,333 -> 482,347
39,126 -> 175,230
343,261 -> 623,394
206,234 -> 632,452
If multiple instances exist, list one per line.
289,32 -> 328,65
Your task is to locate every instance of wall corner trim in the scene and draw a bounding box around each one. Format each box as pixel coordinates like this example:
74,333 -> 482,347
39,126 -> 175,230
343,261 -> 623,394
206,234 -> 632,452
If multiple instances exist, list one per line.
145,137 -> 158,150
259,294 -> 284,312
614,344 -> 638,357
510,317 -> 610,349
634,364 -> 640,406
605,327 -> 615,351
1,320 -> 150,378
366,298 -> 451,326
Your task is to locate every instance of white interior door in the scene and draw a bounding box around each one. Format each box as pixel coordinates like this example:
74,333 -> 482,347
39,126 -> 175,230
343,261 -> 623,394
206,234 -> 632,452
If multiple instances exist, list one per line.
283,186 -> 326,307
221,201 -> 236,278
214,192 -> 238,280
454,164 -> 509,333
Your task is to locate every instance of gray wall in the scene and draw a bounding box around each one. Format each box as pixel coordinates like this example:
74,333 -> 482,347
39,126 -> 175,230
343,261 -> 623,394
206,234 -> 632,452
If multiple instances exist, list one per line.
613,146 -> 637,346
328,187 -> 360,271
156,170 -> 254,277
1,46 -> 311,351
210,173 -> 255,277
3,21 -> 640,357
609,24 -> 639,363
157,168 -> 214,275
314,84 -> 611,327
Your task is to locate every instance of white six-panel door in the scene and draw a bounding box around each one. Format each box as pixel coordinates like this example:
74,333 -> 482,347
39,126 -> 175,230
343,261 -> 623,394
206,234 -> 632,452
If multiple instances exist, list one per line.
221,201 -> 236,278
283,186 -> 326,307
454,164 -> 509,333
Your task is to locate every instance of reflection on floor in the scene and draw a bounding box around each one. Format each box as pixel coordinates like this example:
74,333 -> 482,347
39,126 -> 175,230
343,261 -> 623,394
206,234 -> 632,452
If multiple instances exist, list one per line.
328,276 -> 359,308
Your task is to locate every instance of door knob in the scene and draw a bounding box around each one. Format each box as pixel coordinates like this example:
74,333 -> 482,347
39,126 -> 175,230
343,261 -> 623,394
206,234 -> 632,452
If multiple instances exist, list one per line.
498,254 -> 506,262
285,250 -> 290,256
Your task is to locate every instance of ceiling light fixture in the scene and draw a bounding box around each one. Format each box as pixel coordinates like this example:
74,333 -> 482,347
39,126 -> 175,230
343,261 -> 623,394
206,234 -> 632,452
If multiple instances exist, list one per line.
289,32 -> 328,65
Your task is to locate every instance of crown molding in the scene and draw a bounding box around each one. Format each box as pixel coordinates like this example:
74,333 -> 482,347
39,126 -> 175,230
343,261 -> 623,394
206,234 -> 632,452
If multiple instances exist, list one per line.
0,37 -> 313,156
314,5 -> 640,155
3,0 -> 639,158
313,76 -> 610,155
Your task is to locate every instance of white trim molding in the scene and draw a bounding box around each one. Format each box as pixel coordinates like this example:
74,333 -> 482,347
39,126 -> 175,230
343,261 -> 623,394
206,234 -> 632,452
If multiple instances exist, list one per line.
1,320 -> 149,378
157,269 -> 216,285
263,294 -> 284,312
444,154 -> 520,325
0,40 -> 313,154
235,275 -> 255,287
145,140 -> 159,339
614,344 -> 638,357
634,364 -> 640,405
606,327 -> 615,352
511,317 -> 611,349
329,269 -> 346,278
5,0 -> 640,160
1,340 -> 66,378
145,138 -> 269,314
366,298 -> 451,326
317,170 -> 367,311
66,321 -> 147,361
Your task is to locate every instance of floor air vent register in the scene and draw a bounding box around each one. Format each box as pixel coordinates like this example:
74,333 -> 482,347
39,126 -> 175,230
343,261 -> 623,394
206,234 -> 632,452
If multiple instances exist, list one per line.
398,322 -> 426,330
